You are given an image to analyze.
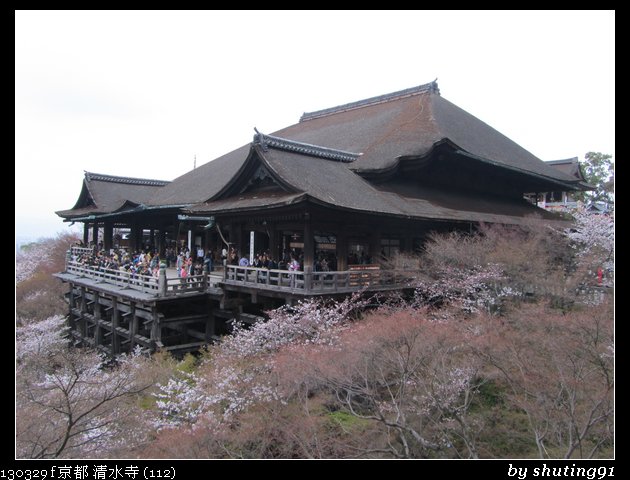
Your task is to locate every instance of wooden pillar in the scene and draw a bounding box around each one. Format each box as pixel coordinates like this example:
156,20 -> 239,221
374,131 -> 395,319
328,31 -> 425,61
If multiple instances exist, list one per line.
93,292 -> 102,347
336,229 -> 348,271
233,223 -> 243,257
369,230 -> 380,263
83,224 -> 89,245
205,306 -> 215,342
128,223 -> 136,252
79,287 -> 87,339
111,297 -> 120,355
92,223 -> 99,247
130,222 -> 141,252
129,302 -> 138,352
268,226 -> 278,261
68,284 -> 76,331
303,213 -> 314,271
103,222 -> 113,251
158,228 -> 167,256
150,307 -> 162,347
158,263 -> 167,297
204,229 -> 210,255
150,228 -> 155,251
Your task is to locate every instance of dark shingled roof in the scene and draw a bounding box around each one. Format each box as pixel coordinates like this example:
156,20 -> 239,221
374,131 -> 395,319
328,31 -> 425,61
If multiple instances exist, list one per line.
273,82 -> 579,184
188,143 -> 562,226
145,145 -> 250,207
56,172 -> 170,219
545,157 -> 588,183
188,191 -> 306,214
59,82 -> 579,228
150,82 -> 581,210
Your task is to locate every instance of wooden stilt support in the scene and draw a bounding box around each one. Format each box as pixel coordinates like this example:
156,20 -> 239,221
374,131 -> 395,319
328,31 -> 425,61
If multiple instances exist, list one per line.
150,306 -> 161,349
129,302 -> 139,352
111,297 -> 120,355
93,292 -> 102,346
205,310 -> 215,342
80,287 -> 88,341
68,283 -> 76,331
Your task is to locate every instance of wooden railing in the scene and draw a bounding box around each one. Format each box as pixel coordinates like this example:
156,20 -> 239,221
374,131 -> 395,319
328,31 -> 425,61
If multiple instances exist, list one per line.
223,265 -> 421,294
65,260 -> 207,297
66,261 -> 159,294
162,274 -> 207,295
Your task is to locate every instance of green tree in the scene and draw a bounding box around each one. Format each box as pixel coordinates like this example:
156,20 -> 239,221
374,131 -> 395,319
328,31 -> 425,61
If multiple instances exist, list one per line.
575,152 -> 614,206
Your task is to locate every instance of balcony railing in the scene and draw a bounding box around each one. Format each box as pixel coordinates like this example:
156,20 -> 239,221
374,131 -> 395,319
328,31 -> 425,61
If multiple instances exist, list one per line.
223,265 -> 421,294
65,247 -> 208,297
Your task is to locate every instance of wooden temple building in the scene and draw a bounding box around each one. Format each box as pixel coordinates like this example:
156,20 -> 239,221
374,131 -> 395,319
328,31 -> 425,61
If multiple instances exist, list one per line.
54,80 -> 585,355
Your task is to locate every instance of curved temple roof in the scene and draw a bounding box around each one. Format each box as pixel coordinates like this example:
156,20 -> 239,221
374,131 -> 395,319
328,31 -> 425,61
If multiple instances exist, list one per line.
58,81 -> 583,226
56,172 -> 170,219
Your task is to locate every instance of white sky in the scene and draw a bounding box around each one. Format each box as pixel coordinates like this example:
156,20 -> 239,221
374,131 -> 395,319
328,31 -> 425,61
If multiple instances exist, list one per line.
15,10 -> 615,240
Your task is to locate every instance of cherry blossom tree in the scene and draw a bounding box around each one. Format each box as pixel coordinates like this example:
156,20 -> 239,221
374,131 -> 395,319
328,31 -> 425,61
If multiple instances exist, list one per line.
565,206 -> 614,288
300,309 -> 486,458
16,319 -> 152,459
477,302 -> 614,459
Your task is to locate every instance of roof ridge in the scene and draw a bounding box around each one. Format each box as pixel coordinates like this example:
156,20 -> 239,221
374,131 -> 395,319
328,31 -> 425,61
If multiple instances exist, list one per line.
84,171 -> 171,186
253,130 -> 361,163
299,80 -> 439,123
544,157 -> 579,165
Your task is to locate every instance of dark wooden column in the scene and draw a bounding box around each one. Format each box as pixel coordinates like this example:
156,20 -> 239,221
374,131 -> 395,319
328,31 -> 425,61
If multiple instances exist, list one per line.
231,222 -> 243,256
83,223 -> 89,245
111,297 -> 120,355
103,222 -> 113,251
369,230 -> 380,263
129,302 -> 138,352
205,300 -> 215,342
268,226 -> 278,261
93,292 -> 102,347
303,213 -> 314,271
68,284 -> 76,331
80,286 -> 88,339
158,227 -> 167,256
204,229 -> 210,254
336,228 -> 348,271
92,223 -> 99,247
130,222 -> 141,252
150,307 -> 162,348
149,228 -> 155,251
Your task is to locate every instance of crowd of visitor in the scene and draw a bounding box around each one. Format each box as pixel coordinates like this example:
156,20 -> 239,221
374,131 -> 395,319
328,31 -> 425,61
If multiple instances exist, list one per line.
72,240 -> 377,280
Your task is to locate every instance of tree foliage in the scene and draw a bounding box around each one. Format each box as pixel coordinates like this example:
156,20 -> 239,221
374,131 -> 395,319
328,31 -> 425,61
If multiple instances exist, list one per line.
574,152 -> 614,206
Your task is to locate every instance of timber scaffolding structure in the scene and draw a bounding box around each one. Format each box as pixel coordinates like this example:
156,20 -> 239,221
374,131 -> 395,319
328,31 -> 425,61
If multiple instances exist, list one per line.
54,247 -> 421,355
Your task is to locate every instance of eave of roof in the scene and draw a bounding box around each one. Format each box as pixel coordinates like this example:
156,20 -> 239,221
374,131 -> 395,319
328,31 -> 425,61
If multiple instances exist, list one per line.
68,204 -> 188,222
188,192 -> 307,214
453,149 -> 585,191
58,171 -> 172,219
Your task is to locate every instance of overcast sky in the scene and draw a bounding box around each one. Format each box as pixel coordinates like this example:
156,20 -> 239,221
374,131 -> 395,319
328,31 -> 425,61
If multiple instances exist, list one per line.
15,10 -> 615,240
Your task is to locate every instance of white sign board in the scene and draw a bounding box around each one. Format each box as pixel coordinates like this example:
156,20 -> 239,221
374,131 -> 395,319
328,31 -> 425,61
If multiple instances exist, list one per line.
250,231 -> 255,265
